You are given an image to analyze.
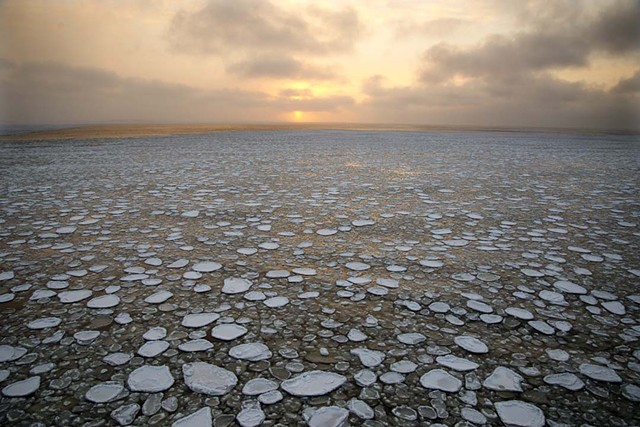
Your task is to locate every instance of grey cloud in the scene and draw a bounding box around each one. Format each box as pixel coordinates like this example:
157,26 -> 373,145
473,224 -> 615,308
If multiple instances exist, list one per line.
169,0 -> 361,56
361,73 -> 639,131
587,0 -> 640,54
420,1 -> 639,83
227,55 -> 337,80
612,69 -> 640,94
0,60 -> 353,124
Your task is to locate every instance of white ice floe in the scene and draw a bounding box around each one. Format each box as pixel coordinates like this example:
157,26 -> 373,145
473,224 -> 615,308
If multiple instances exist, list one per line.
281,371 -> 346,396
2,376 -> 40,397
182,362 -> 237,396
229,343 -> 272,361
454,336 -> 489,354
172,407 -> 212,427
419,369 -> 462,392
495,400 -> 545,427
85,381 -> 125,403
211,324 -> 248,341
127,365 -> 174,392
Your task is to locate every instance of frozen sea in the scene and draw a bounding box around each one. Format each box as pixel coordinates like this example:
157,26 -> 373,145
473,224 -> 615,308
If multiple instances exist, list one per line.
0,129 -> 639,426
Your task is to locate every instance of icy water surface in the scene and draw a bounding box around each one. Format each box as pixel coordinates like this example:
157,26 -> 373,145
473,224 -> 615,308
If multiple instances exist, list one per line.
0,130 -> 639,426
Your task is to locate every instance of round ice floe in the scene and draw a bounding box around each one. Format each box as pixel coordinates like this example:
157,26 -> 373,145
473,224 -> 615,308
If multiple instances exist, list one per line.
391,360 -> 418,374
528,320 -> 555,335
103,353 -> 133,366
380,372 -> 405,384
258,242 -> 279,250
308,406 -> 349,427
0,271 -> 15,281
211,324 -> 247,341
351,348 -> 386,367
30,289 -> 56,300
143,327 -> 167,340
354,370 -> 377,387
454,336 -> 489,354
192,262 -> 222,273
419,369 -> 462,392
419,259 -> 444,268
467,300 -> 493,313
127,365 -> 174,392
0,345 -> 27,363
264,296 -> 289,308
183,362 -> 237,396
265,270 -> 289,278
348,329 -> 368,342
546,348 -> 570,361
0,293 -> 14,303
495,400 -> 545,427
242,378 -> 278,395
144,291 -> 173,304
238,248 -> 258,255
281,371 -> 346,396
376,278 -> 399,288
144,257 -> 162,266
397,332 -> 426,345
622,384 -> 640,402
436,355 -> 479,372
222,277 -> 252,294
352,219 -> 375,227
137,340 -> 169,357
85,381 -> 125,403
2,376 -> 40,397
58,289 -> 93,304
229,343 -> 272,361
182,313 -> 220,328
167,259 -> 189,269
505,307 -> 534,320
579,364 -> 622,382
244,291 -> 266,301
292,267 -> 316,276
429,302 -> 450,313
178,339 -> 214,352
172,407 -> 212,427
298,291 -> 319,299
87,294 -> 120,308
259,390 -> 283,405
346,262 -> 370,271
543,373 -> 584,391
483,367 -> 524,392
317,229 -> 337,236
553,280 -> 587,295
74,331 -> 100,345
602,301 -> 626,315
521,268 -> 545,278
27,317 -> 61,330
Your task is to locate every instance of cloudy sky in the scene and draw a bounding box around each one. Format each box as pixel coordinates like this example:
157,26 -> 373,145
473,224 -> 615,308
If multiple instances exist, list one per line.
1,0 -> 639,129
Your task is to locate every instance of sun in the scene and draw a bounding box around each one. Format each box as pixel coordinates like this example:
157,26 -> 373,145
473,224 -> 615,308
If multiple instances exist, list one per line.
292,110 -> 304,121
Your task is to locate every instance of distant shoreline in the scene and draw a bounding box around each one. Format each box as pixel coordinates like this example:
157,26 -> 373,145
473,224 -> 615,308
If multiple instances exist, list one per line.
1,122 -> 638,141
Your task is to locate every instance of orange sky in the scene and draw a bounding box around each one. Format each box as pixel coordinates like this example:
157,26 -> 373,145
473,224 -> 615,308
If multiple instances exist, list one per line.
1,0 -> 638,129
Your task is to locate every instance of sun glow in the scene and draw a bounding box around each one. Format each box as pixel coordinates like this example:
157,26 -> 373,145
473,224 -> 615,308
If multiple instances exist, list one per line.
292,110 -> 304,121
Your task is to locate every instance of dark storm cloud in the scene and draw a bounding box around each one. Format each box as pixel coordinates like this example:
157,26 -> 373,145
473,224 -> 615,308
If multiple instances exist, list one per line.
227,55 -> 338,80
0,60 -> 354,124
169,0 -> 361,56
